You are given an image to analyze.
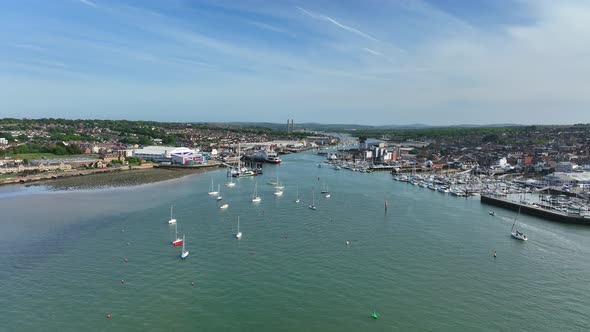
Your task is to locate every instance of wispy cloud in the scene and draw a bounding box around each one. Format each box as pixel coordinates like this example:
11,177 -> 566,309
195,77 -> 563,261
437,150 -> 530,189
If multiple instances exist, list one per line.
296,6 -> 380,43
36,60 -> 67,68
79,0 -> 97,8
246,20 -> 294,36
362,47 -> 382,56
14,44 -> 46,52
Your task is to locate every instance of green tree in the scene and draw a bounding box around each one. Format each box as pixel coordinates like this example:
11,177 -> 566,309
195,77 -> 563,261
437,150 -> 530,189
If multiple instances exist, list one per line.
162,136 -> 176,145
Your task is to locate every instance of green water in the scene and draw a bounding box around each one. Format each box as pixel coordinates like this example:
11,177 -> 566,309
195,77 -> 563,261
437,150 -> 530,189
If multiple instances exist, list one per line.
1,152 -> 589,331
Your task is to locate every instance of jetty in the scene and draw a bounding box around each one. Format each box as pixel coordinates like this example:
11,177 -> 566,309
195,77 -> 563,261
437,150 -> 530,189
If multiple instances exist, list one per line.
481,195 -> 590,225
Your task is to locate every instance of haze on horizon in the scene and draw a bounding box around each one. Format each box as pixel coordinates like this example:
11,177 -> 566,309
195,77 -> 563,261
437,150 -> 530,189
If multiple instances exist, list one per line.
1,0 -> 589,126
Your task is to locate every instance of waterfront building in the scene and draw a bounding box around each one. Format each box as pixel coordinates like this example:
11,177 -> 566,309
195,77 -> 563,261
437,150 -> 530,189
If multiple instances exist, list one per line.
544,171 -> 590,185
132,146 -> 205,164
556,162 -> 575,173
0,138 -> 7,145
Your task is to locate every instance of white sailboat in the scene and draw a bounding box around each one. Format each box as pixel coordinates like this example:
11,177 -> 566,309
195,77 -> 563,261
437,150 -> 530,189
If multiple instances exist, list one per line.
208,179 -> 218,195
235,216 -> 242,240
309,191 -> 316,210
220,203 -> 229,209
180,234 -> 189,259
216,184 -> 223,201
274,189 -> 283,196
226,169 -> 236,187
321,182 -> 330,198
252,183 -> 261,203
321,182 -> 329,194
511,207 -> 527,241
295,186 -> 300,203
274,175 -> 284,190
168,205 -> 176,224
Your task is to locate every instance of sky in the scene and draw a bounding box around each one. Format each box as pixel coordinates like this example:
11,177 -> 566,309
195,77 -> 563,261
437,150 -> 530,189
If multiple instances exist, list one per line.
0,0 -> 589,125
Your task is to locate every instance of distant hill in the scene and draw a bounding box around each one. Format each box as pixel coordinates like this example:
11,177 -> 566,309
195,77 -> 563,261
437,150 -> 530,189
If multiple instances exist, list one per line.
215,122 -> 523,132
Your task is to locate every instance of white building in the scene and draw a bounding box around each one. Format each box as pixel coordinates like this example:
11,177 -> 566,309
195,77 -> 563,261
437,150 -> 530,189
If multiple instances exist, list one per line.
0,138 -> 7,145
556,162 -> 574,173
171,148 -> 205,165
544,172 -> 590,185
132,146 -> 205,165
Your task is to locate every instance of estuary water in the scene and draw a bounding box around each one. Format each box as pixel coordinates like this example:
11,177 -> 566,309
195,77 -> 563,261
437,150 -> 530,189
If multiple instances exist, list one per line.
1,151 -> 589,331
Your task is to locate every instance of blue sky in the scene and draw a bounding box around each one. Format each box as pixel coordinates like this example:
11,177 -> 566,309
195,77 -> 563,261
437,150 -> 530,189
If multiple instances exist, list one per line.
1,0 -> 589,125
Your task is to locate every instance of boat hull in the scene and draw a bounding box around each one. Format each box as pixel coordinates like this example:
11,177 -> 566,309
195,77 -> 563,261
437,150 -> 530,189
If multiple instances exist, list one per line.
172,239 -> 183,246
511,232 -> 527,241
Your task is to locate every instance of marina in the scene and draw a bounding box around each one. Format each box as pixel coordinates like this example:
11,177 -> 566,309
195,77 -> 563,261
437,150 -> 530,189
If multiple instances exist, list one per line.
389,171 -> 590,223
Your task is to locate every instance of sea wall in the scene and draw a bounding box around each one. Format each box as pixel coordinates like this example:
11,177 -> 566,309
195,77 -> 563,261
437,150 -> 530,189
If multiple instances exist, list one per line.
481,195 -> 590,225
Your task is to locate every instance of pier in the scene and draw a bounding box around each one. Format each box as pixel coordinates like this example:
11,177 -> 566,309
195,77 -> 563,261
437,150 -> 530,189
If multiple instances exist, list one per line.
481,195 -> 590,225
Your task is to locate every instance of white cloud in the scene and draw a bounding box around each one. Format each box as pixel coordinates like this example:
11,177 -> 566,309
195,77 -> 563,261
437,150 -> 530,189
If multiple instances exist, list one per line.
362,48 -> 382,56
3,0 -> 590,125
296,6 -> 381,43
79,0 -> 97,8
246,20 -> 294,36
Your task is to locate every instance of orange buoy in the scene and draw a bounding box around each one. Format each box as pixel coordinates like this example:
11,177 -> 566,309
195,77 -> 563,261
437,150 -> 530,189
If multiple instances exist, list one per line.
107,314 -> 111,319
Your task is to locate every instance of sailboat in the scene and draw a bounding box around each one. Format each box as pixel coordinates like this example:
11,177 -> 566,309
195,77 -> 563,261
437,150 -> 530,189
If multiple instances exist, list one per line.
232,143 -> 255,177
274,179 -> 284,196
309,191 -> 316,210
216,184 -> 223,201
220,203 -> 229,209
295,186 -> 300,203
385,200 -> 388,211
168,205 -> 176,224
208,179 -> 218,195
180,234 -> 189,259
321,182 -> 330,198
251,183 -> 261,203
235,216 -> 242,240
172,222 -> 183,246
274,175 -> 284,190
226,169 -> 236,187
511,207 -> 527,241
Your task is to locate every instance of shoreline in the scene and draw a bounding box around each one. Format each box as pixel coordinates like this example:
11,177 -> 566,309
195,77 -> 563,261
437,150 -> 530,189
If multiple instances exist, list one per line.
1,163 -> 224,191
